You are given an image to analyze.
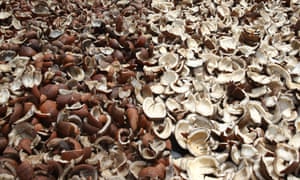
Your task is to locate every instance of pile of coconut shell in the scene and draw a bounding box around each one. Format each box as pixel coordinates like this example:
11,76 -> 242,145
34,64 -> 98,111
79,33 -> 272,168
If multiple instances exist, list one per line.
0,0 -> 300,179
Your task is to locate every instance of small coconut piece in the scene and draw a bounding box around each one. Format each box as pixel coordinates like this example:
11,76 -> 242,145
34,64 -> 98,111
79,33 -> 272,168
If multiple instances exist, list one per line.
248,104 -> 262,124
67,66 -> 85,81
182,93 -> 197,112
248,86 -> 269,98
219,36 -> 237,52
240,144 -> 258,159
143,97 -> 166,120
158,53 -> 179,70
186,129 -> 210,156
217,69 -> 245,83
218,57 -> 234,72
151,83 -> 165,94
185,114 -> 214,129
0,12 -> 12,20
22,67 -> 42,88
152,117 -> 173,139
174,120 -> 190,149
129,161 -> 146,179
248,71 -> 273,84
187,156 -> 219,179
274,143 -> 299,176
165,97 -> 181,112
170,80 -> 191,93
138,139 -> 166,160
230,144 -> 240,165
288,133 -> 300,149
160,70 -> 178,85
278,96 -> 296,121
265,124 -> 288,143
268,63 -> 300,90
0,88 -> 10,104
233,166 -> 252,180
99,47 -> 114,55
195,98 -> 214,117
253,155 -> 277,179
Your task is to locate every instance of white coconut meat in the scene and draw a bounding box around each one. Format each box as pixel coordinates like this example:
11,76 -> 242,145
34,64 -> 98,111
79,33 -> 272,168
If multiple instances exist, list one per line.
195,98 -> 214,117
0,88 -> 10,104
152,117 -> 173,139
186,129 -> 210,156
158,52 -> 179,70
187,156 -> 219,179
142,97 -> 166,120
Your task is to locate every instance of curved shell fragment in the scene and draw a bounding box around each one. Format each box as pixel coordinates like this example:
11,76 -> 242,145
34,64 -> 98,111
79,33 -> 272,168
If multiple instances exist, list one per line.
0,88 -> 10,104
187,156 -> 219,179
143,97 -> 166,120
195,98 -> 214,117
159,53 -> 179,70
153,117 -> 173,139
187,129 -> 210,156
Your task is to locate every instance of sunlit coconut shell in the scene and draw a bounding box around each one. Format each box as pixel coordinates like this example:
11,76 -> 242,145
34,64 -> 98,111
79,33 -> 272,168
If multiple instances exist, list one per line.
238,45 -> 257,57
165,20 -> 187,40
170,80 -> 191,94
99,47 -> 114,55
142,97 -> 166,120
248,104 -> 262,124
195,98 -> 214,117
248,86 -> 268,98
151,83 -> 165,94
295,118 -> 300,132
182,93 -> 197,112
278,96 -> 296,121
186,114 -> 214,129
160,70 -> 178,85
0,12 -> 12,20
186,129 -> 210,156
265,124 -> 288,143
247,71 -> 271,84
187,156 -> 219,179
0,64 -> 12,73
217,69 -> 245,83
153,117 -> 173,139
219,36 -> 237,51
218,57 -> 234,72
158,53 -> 179,70
274,143 -> 299,176
210,83 -> 225,100
67,66 -> 85,81
138,145 -> 158,160
49,29 -> 64,39
151,0 -> 173,12
165,97 -> 181,112
288,133 -> 300,149
22,70 -> 42,88
253,156 -> 278,180
174,120 -> 190,149
268,63 -> 300,90
0,89 -> 10,104
129,161 -> 146,179
240,144 -> 258,159
0,50 -> 16,61
230,144 -> 240,165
